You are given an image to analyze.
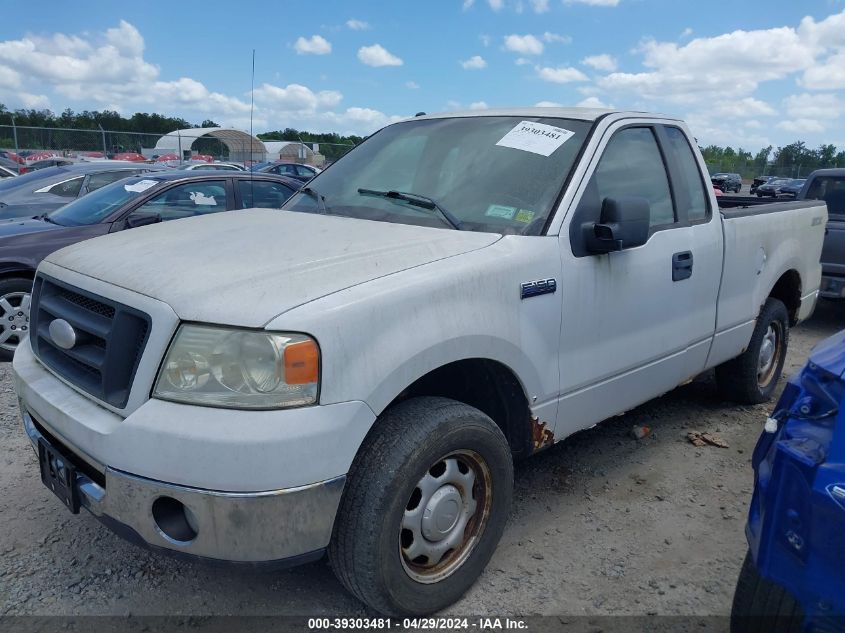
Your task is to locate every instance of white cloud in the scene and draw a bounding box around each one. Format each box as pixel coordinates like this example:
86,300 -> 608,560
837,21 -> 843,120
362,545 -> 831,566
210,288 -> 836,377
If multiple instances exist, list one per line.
531,0 -> 550,12
346,19 -> 370,30
783,93 -> 843,120
581,53 -> 617,71
470,101 -> 489,110
488,0 -> 504,10
709,97 -> 777,118
680,28 -> 693,38
252,83 -> 342,111
463,0 -> 475,10
405,80 -> 420,89
536,65 -> 589,83
564,0 -> 619,5
480,34 -> 492,47
801,50 -> 845,90
777,118 -> 826,134
515,57 -> 531,66
461,55 -> 487,70
503,34 -> 544,55
577,96 -> 613,108
535,100 -> 563,107
294,35 -> 331,55
357,44 -> 403,67
543,32 -> 572,44
0,65 -> 20,89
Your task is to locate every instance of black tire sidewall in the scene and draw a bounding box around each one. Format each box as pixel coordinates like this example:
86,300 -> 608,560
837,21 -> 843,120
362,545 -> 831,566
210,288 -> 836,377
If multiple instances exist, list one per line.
750,299 -> 789,400
373,422 -> 512,614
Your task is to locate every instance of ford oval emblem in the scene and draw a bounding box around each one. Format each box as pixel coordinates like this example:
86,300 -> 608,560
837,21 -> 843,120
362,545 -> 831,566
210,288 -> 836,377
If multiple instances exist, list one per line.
48,319 -> 77,350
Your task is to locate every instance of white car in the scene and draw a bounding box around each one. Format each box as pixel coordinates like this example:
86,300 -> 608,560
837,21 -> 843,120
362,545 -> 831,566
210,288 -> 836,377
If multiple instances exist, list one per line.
180,162 -> 245,171
14,108 -> 826,616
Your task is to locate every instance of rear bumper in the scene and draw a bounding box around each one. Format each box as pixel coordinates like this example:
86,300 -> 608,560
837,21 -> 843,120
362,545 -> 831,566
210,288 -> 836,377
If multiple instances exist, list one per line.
22,408 -> 345,564
820,275 -> 845,299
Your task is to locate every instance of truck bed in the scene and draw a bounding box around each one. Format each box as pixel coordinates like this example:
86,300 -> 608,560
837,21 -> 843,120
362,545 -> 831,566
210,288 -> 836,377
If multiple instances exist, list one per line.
718,198 -> 812,214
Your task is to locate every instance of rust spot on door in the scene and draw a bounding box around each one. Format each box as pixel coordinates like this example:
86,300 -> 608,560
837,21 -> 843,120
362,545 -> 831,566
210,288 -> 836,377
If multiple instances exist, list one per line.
531,416 -> 554,453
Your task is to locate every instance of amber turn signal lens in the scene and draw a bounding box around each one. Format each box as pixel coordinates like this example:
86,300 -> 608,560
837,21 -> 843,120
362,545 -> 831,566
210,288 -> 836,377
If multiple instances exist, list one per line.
284,339 -> 319,384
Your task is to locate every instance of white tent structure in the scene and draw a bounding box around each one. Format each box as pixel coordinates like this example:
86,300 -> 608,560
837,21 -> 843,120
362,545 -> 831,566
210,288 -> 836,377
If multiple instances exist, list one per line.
152,128 -> 267,163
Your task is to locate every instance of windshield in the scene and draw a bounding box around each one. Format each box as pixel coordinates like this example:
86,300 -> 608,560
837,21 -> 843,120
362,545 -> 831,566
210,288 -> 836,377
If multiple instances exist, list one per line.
47,176 -> 163,226
283,116 -> 592,235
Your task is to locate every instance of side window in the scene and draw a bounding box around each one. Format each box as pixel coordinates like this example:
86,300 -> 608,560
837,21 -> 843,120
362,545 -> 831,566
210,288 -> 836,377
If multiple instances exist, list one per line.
590,127 -> 675,228
663,127 -> 709,222
239,180 -> 295,208
44,177 -> 84,197
87,170 -> 138,193
133,181 -> 227,221
295,165 -> 315,178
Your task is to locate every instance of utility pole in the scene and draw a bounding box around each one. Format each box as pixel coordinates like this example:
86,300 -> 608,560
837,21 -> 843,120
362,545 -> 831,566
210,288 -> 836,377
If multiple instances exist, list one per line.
98,124 -> 107,156
10,115 -> 18,152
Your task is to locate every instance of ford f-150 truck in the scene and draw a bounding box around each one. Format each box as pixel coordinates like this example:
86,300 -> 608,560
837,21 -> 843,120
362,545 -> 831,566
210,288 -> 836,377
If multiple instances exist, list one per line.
13,109 -> 827,616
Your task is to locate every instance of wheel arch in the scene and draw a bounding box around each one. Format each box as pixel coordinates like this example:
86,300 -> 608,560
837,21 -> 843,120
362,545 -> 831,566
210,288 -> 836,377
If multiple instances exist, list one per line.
767,269 -> 801,326
380,357 -> 538,459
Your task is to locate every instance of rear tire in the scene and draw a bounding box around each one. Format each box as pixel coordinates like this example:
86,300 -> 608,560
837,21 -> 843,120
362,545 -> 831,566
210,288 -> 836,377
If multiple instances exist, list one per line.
730,550 -> 803,633
329,396 -> 513,616
716,298 -> 789,404
0,277 -> 33,362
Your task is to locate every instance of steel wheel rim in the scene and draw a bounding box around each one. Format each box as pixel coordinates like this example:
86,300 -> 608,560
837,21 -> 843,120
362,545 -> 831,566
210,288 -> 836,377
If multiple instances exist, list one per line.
399,449 -> 493,584
757,321 -> 782,388
0,291 -> 31,352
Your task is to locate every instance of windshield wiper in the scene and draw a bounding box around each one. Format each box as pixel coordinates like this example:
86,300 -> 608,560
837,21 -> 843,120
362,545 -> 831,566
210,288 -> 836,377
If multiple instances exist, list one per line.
357,188 -> 464,230
300,186 -> 328,214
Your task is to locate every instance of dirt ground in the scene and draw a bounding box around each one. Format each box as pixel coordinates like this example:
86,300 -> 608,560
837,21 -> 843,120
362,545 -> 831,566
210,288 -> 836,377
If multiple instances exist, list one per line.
1,300 -> 843,619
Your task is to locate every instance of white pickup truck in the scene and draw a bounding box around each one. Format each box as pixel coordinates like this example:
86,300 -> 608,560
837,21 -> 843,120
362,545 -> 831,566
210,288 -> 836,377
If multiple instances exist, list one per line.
14,108 -> 826,616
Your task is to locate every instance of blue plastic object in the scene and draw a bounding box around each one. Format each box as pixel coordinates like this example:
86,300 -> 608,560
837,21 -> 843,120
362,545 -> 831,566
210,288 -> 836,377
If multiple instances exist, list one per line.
746,329 -> 845,627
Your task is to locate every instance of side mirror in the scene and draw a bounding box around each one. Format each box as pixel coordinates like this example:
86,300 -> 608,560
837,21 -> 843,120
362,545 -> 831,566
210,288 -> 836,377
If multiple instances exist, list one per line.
583,196 -> 650,254
125,211 -> 162,229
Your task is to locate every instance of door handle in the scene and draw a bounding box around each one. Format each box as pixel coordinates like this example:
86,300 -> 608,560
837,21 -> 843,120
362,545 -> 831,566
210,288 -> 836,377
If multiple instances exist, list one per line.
672,251 -> 693,281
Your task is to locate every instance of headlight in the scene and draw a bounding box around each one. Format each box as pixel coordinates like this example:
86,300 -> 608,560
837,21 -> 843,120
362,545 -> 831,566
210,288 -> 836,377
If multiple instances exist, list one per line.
153,324 -> 319,409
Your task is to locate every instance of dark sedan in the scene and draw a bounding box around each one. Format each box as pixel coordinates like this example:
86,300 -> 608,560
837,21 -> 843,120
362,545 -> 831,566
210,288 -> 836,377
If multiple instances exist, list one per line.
0,162 -> 165,220
0,171 -> 300,359
756,177 -> 793,197
778,178 -> 806,198
252,161 -> 321,182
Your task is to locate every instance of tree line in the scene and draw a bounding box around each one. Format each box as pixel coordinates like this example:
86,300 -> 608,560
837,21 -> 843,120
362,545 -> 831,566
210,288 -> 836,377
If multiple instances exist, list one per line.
701,142 -> 845,179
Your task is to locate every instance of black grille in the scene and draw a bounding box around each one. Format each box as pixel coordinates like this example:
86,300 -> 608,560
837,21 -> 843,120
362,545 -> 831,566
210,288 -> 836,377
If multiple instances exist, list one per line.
30,275 -> 151,408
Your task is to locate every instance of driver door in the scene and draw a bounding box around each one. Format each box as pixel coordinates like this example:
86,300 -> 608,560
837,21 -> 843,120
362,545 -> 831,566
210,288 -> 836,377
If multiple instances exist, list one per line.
555,123 -> 722,436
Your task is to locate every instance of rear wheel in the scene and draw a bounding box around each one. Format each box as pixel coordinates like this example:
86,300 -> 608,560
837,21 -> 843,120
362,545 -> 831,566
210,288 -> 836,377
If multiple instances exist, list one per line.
0,277 -> 32,361
716,298 -> 788,403
329,396 -> 513,616
730,550 -> 803,633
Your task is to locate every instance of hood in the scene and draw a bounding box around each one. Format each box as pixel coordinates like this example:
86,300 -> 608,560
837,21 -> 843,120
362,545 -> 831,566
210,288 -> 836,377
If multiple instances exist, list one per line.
0,216 -> 63,238
47,209 -> 501,327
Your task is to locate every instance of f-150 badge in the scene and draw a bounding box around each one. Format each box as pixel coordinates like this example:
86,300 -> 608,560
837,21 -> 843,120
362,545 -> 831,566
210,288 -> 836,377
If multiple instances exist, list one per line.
521,278 -> 557,299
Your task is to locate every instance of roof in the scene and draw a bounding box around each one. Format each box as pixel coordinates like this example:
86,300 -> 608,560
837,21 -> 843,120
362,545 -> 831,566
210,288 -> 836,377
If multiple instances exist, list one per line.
153,127 -> 265,153
123,170 -> 302,188
807,168 -> 845,177
415,107 -> 677,123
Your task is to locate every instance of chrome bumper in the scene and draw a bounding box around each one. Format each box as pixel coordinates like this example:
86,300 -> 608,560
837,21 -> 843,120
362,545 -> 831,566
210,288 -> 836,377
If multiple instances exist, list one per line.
22,408 -> 345,564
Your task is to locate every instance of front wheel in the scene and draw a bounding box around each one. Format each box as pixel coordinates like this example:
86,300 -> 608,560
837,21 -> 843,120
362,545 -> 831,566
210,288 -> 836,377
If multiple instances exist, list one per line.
0,277 -> 33,362
329,396 -> 513,616
716,298 -> 789,403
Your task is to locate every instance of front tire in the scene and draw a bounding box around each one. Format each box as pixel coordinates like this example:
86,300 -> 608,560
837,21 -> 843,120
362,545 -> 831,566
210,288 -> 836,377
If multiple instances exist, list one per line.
730,550 -> 803,633
716,298 -> 789,403
329,396 -> 513,616
0,277 -> 33,362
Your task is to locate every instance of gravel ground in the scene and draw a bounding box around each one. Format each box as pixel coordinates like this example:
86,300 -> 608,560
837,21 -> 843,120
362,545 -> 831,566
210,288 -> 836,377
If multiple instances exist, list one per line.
1,300 -> 843,618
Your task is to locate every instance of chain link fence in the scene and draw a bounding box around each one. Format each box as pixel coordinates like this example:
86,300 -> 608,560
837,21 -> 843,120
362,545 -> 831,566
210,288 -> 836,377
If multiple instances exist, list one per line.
0,124 -> 356,167
705,158 -> 845,180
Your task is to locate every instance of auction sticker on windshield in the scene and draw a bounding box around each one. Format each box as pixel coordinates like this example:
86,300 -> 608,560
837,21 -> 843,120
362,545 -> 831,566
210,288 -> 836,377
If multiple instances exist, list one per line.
496,121 -> 575,157
124,179 -> 158,193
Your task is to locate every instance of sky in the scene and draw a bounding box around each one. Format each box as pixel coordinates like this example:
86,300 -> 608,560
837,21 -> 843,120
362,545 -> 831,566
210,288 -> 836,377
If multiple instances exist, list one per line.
1,0 -> 844,151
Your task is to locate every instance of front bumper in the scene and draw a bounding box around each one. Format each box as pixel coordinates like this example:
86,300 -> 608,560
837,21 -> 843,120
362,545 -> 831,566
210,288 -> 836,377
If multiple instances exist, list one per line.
23,408 -> 345,564
14,340 -> 377,563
